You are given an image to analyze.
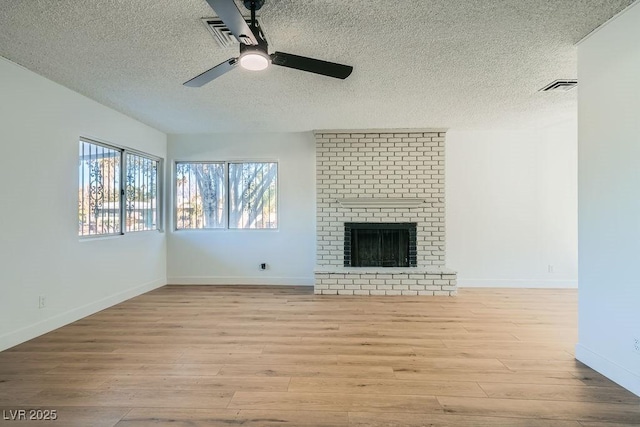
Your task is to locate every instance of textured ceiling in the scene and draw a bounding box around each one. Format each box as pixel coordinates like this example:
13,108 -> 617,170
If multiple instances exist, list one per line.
0,0 -> 634,134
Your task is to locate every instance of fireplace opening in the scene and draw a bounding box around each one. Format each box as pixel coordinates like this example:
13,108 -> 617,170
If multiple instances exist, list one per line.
344,223 -> 417,267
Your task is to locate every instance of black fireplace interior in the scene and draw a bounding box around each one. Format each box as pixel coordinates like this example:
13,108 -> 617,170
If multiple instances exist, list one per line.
344,223 -> 417,267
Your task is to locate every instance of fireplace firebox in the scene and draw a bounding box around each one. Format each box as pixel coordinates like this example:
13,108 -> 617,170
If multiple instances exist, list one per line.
344,223 -> 417,267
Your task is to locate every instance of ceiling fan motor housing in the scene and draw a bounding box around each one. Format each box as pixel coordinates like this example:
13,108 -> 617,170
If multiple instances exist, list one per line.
243,0 -> 265,11
240,33 -> 269,57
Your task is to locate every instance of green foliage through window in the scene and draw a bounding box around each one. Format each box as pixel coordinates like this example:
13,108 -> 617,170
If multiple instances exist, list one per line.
175,162 -> 277,230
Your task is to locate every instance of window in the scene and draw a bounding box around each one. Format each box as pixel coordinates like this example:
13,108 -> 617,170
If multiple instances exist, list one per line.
78,140 -> 121,236
176,162 -> 277,230
175,162 -> 225,229
78,138 -> 161,236
229,162 -> 277,229
126,153 -> 159,232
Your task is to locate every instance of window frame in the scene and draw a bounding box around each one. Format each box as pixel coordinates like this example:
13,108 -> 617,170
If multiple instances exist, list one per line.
79,137 -> 163,238
174,161 -> 227,230
173,160 -> 279,232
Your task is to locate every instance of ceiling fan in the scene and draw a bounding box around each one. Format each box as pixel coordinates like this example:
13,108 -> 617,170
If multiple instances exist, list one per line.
184,0 -> 353,87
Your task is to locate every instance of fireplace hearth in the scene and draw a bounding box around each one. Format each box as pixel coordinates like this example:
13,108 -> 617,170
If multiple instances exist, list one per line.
344,223 -> 417,267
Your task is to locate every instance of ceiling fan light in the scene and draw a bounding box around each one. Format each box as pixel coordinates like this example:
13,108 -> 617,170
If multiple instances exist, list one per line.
240,52 -> 269,71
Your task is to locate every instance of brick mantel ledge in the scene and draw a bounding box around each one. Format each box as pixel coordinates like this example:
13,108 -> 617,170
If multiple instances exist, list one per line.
333,197 -> 427,208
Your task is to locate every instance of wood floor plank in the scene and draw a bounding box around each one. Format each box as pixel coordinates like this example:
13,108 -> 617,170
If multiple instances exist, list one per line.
579,422 -> 640,427
500,358 -> 595,372
437,396 -> 640,424
262,343 -> 418,356
393,367 -> 594,386
0,374 -> 109,390
0,351 -> 182,364
288,377 -> 487,397
99,375 -> 290,392
114,408 -> 240,426
348,412 -> 582,427
228,391 -> 444,413
27,388 -> 233,409
135,363 -> 223,376
479,382 -> 640,404
178,353 -> 339,365
217,363 -> 396,379
117,408 -> 349,427
338,354 -> 508,370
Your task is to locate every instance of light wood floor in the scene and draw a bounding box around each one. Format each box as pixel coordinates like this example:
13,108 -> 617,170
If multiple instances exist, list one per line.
1,286 -> 639,426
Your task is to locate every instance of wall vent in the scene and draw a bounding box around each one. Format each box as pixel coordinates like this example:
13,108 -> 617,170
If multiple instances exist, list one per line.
202,17 -> 254,48
539,79 -> 578,92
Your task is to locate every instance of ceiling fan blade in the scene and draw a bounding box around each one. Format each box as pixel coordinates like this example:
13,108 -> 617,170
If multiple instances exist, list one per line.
183,58 -> 238,87
204,0 -> 258,45
270,52 -> 353,79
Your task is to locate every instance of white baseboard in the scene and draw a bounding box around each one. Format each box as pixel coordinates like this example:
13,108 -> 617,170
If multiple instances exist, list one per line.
575,343 -> 640,397
458,279 -> 578,288
0,278 -> 166,352
167,276 -> 315,286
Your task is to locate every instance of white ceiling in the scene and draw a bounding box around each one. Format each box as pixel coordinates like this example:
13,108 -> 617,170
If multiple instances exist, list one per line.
0,0 -> 634,134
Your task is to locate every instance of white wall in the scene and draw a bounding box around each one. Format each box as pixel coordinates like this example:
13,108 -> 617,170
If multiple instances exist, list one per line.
576,2 -> 640,396
0,58 -> 167,351
167,132 -> 316,285
447,122 -> 578,288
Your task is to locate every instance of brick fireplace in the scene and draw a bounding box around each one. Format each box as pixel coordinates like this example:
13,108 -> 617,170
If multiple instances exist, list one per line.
314,130 -> 457,296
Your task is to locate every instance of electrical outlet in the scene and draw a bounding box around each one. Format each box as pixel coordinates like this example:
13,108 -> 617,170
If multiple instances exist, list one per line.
38,295 -> 46,309
260,263 -> 267,270
634,338 -> 640,353
548,264 -> 554,273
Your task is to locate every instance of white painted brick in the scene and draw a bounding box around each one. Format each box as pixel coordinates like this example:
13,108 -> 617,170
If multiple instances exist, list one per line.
370,290 -> 386,296
321,290 -> 338,295
385,290 -> 402,296
353,290 -> 371,296
338,290 -> 354,295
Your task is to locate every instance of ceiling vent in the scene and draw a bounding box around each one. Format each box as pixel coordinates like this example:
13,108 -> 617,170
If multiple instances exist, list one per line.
539,79 -> 578,92
202,17 -> 253,48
